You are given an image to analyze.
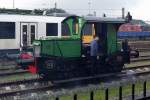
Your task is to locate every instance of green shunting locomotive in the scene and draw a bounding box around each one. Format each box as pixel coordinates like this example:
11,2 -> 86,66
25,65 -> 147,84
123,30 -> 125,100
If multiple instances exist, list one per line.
32,16 -> 130,80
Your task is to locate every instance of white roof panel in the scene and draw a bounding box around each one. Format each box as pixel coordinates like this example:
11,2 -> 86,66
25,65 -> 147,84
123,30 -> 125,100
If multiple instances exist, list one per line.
0,14 -> 66,23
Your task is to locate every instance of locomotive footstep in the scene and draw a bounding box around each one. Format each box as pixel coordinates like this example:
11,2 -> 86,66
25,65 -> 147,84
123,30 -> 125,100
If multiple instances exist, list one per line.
19,84 -> 26,90
31,93 -> 38,97
144,68 -> 150,71
126,70 -> 135,75
5,86 -> 11,91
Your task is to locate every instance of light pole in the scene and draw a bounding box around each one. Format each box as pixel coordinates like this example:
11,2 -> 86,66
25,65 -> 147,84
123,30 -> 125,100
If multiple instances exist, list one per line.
88,0 -> 91,15
13,0 -> 15,9
122,8 -> 125,19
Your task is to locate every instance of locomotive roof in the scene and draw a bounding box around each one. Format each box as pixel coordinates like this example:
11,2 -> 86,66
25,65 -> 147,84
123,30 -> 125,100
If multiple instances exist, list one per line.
84,16 -> 126,23
46,13 -> 76,17
0,14 -> 66,23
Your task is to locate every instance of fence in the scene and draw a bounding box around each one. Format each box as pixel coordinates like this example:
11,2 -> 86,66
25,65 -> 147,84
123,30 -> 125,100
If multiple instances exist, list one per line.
53,81 -> 150,100
1,76 -> 150,100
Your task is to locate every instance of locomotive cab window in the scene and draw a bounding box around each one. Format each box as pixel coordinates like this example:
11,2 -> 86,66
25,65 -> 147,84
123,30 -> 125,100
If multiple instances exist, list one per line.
0,22 -> 15,39
82,23 -> 93,36
72,19 -> 79,34
46,23 -> 58,36
62,23 -> 70,36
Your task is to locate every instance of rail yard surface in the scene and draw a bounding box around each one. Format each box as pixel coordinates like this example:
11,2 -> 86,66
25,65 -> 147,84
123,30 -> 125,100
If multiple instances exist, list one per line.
1,43 -> 150,100
0,12 -> 150,100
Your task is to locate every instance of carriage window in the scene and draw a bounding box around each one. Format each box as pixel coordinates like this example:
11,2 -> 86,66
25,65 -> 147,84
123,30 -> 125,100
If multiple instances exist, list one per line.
62,23 -> 70,36
82,24 -> 93,35
46,23 -> 58,36
0,22 -> 15,39
31,25 -> 35,33
31,25 -> 35,44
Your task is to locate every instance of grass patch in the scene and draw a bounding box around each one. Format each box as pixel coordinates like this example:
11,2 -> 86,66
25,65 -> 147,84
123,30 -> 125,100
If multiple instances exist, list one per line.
94,90 -> 105,100
0,73 -> 37,83
60,95 -> 73,100
0,66 -> 16,69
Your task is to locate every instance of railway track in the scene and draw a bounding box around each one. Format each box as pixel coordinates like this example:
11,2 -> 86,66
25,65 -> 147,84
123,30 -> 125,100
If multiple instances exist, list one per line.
131,56 -> 150,62
125,64 -> 150,70
1,64 -> 150,98
0,54 -> 149,76
0,53 -> 150,98
0,69 -> 29,77
1,40 -> 150,99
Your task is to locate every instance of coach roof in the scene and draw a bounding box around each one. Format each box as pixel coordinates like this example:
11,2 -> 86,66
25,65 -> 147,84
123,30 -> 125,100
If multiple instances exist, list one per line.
0,14 -> 66,23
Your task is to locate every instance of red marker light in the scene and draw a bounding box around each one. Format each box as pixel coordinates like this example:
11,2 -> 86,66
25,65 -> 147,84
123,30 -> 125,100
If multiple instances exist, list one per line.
28,65 -> 37,74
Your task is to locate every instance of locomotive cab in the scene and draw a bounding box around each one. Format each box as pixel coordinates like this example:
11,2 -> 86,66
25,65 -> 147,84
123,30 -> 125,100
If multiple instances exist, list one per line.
82,16 -> 128,72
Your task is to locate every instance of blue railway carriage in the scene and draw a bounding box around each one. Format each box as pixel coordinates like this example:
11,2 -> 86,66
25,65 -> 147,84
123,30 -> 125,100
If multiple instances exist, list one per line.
118,31 -> 150,39
118,21 -> 150,40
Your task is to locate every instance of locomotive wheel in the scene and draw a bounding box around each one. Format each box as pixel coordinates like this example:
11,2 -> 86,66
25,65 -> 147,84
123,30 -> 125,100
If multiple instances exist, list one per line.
39,58 -> 78,80
134,51 -> 139,58
106,53 -> 124,72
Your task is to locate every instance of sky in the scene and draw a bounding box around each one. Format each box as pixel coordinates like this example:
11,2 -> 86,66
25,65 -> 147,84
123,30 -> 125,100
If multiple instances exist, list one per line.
0,0 -> 149,21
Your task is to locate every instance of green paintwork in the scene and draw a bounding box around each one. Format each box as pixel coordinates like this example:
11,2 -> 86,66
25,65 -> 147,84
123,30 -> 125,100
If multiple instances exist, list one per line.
39,39 -> 81,58
63,17 -> 85,39
117,42 -> 122,51
66,19 -> 73,35
33,16 -> 86,58
107,24 -> 117,54
33,16 -> 125,58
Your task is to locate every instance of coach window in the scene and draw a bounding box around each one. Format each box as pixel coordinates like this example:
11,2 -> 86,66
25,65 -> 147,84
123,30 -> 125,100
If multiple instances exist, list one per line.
0,22 -> 15,39
46,23 -> 58,36
31,25 -> 35,44
62,23 -> 70,36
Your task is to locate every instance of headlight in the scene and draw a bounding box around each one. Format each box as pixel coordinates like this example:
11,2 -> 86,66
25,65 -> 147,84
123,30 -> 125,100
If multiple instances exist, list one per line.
34,45 -> 41,57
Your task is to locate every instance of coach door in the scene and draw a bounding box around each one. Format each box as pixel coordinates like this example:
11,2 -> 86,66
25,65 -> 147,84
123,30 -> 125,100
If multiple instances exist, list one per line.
21,23 -> 37,47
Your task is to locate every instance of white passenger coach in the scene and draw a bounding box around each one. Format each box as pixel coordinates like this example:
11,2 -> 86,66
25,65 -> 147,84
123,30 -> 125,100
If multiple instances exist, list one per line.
0,14 -> 66,56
